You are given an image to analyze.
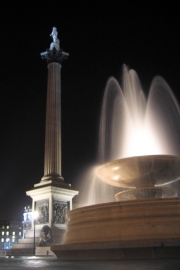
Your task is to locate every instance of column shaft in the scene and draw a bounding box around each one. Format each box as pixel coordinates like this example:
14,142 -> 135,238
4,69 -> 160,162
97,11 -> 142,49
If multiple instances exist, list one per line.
42,62 -> 62,181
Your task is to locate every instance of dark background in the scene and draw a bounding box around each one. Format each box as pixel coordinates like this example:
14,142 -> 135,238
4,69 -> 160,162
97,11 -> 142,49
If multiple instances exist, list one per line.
0,1 -> 180,220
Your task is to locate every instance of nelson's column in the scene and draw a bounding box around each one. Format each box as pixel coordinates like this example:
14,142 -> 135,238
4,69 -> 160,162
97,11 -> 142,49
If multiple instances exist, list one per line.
26,27 -> 78,250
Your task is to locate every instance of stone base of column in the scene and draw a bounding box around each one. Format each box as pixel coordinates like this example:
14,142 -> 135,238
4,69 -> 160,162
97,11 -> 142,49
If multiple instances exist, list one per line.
40,174 -> 71,189
26,184 -> 79,245
35,179 -> 71,189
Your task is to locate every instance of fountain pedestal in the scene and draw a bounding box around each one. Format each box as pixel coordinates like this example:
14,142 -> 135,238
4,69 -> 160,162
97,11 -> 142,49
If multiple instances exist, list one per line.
115,186 -> 177,200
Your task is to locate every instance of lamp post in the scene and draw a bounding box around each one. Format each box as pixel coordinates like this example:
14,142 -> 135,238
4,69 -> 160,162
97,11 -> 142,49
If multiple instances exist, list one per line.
32,211 -> 38,256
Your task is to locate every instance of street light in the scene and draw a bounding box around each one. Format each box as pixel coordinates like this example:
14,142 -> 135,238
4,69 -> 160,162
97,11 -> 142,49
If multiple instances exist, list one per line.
32,211 -> 38,256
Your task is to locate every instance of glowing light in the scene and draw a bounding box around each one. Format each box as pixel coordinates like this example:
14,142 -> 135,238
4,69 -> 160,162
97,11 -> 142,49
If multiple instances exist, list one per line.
113,175 -> 119,181
32,211 -> 38,219
113,167 -> 119,171
125,126 -> 161,157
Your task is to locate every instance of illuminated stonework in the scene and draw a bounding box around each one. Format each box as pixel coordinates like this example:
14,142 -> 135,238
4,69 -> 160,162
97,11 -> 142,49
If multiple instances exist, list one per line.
35,200 -> 49,224
53,201 -> 69,224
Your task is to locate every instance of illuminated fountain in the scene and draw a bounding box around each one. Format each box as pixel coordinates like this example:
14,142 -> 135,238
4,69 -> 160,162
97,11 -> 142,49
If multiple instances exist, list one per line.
51,65 -> 180,259
97,155 -> 180,201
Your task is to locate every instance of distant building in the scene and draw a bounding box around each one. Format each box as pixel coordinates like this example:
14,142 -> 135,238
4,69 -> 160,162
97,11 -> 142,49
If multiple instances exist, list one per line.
22,206 -> 32,238
0,220 -> 23,249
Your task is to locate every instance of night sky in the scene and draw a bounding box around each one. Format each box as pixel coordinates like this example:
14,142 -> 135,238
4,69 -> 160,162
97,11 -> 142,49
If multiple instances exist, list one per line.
1,1 -> 180,220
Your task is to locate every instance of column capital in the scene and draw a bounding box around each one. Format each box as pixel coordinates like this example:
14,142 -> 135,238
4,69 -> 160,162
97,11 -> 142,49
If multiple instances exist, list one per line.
41,48 -> 69,64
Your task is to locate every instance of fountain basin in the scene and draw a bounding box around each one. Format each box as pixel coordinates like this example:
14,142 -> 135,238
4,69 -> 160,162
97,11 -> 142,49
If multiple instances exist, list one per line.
96,155 -> 180,188
51,198 -> 180,259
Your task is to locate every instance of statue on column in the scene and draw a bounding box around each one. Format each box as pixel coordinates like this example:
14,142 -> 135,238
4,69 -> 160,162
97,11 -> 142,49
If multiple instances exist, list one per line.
50,27 -> 60,51
41,26 -> 69,63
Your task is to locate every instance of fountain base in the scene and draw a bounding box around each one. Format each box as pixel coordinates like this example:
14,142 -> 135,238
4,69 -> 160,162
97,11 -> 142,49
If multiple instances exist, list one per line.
51,240 -> 180,259
51,197 -> 180,259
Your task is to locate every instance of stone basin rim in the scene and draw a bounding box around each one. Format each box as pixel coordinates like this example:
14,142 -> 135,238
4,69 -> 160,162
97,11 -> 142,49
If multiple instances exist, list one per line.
96,154 -> 180,188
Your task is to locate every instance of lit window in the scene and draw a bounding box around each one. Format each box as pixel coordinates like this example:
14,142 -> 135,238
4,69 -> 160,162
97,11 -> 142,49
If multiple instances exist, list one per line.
12,232 -> 15,235
6,232 -> 9,235
19,232 -> 21,236
1,238 -> 4,242
6,238 -> 9,242
2,232 -> 4,235
6,226 -> 9,229
2,226 -> 5,229
12,239 -> 15,242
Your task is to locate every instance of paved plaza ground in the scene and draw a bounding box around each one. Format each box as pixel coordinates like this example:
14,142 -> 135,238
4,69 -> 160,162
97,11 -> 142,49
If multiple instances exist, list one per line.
0,257 -> 179,270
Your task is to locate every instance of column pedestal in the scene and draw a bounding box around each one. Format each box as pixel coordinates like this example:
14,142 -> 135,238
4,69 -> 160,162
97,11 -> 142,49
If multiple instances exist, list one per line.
26,185 -> 78,244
